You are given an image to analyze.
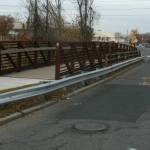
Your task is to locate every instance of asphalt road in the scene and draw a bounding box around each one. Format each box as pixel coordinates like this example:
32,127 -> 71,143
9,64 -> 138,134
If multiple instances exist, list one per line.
138,47 -> 150,56
0,49 -> 150,150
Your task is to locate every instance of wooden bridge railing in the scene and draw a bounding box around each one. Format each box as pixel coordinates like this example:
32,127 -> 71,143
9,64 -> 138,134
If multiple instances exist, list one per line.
0,41 -> 140,80
0,41 -> 56,74
55,42 -> 141,79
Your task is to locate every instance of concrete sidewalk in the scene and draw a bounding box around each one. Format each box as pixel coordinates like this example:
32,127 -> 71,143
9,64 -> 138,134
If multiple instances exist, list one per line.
4,66 -> 55,80
0,66 -> 55,93
0,77 -> 49,93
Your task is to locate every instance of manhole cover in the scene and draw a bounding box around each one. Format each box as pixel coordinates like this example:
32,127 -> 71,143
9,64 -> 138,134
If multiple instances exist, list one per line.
73,122 -> 108,134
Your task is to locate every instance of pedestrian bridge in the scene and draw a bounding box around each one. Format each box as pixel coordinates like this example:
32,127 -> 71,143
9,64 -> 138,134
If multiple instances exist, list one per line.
0,41 -> 141,92
0,41 -> 140,80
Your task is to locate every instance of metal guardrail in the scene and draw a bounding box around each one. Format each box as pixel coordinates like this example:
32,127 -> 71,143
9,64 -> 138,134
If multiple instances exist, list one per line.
0,57 -> 143,105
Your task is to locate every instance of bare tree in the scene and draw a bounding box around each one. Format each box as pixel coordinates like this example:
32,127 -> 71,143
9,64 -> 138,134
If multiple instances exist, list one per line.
46,0 -> 49,34
55,0 -> 63,37
33,0 -> 38,40
76,0 -> 96,41
0,15 -> 14,40
26,0 -> 64,40
26,0 -> 86,41
26,0 -> 44,40
42,0 -> 64,40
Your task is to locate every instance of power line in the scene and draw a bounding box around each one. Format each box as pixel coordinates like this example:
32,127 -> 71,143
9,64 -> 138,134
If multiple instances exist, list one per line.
94,0 -> 150,3
0,9 -> 150,17
1,6 -> 150,12
0,4 -> 150,11
64,7 -> 150,12
95,7 -> 150,11
63,13 -> 150,17
0,5 -> 19,7
102,14 -> 150,16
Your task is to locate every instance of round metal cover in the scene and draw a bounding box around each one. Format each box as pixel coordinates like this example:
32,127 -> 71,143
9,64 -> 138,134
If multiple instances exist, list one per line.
73,122 -> 108,134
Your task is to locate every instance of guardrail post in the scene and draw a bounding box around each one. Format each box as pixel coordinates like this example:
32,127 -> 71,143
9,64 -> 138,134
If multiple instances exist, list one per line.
55,42 -> 61,80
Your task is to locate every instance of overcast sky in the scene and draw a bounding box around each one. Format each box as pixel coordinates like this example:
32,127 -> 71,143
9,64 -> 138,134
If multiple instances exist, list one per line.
0,0 -> 150,34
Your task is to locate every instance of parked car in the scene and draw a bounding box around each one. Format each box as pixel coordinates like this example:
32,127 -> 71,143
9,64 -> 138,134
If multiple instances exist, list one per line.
136,44 -> 144,48
136,43 -> 150,48
142,43 -> 150,48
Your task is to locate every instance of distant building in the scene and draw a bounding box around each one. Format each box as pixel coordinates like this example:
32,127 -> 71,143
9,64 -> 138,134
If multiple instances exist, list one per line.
93,31 -> 127,43
8,22 -> 25,40
93,31 -> 116,42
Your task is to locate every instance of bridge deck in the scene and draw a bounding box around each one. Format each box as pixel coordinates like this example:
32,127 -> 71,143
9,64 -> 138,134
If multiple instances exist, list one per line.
0,65 -> 55,92
3,65 -> 55,80
0,77 -> 46,93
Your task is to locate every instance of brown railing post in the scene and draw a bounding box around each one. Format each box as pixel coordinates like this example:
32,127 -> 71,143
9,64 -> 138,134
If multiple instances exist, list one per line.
17,41 -> 22,72
0,42 -> 4,74
33,41 -> 40,47
47,42 -> 51,65
98,42 -> 103,67
0,49 -> 1,74
103,43 -> 107,65
17,41 -> 24,48
55,42 -> 61,80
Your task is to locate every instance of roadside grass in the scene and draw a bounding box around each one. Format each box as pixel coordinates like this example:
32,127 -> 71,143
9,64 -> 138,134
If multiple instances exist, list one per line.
0,89 -> 66,118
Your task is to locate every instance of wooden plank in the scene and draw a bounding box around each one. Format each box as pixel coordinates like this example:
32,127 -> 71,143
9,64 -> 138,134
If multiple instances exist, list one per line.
1,47 -> 55,54
6,54 -> 17,70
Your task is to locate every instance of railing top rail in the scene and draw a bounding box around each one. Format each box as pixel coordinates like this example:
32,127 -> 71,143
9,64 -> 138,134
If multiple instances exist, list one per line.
0,41 -> 137,51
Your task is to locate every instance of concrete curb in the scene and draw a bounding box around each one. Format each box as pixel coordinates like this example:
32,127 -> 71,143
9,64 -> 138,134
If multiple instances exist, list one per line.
0,101 -> 56,126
